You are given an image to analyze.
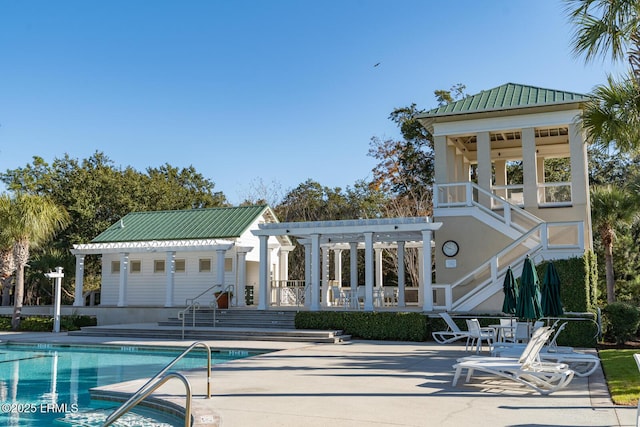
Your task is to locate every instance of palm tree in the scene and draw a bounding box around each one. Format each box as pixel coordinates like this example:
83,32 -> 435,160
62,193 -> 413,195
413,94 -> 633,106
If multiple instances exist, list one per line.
0,196 -> 16,306
590,185 -> 639,303
566,0 -> 640,82
581,74 -> 640,153
3,194 -> 69,330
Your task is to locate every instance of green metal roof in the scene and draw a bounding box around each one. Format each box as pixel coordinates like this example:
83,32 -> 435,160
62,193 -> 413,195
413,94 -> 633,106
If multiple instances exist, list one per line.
92,205 -> 272,243
422,83 -> 589,118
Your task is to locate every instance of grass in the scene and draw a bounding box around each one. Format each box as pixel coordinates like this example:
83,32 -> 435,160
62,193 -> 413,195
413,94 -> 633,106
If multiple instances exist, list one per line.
599,349 -> 640,405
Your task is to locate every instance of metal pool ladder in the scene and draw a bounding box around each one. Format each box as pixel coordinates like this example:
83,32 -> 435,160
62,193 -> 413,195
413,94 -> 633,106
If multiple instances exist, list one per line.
102,341 -> 212,427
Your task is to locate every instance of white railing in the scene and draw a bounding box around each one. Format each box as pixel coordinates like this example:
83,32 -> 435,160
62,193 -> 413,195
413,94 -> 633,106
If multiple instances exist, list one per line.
492,184 -> 524,206
434,182 -> 544,233
103,341 -> 211,427
538,182 -> 572,206
436,181 -> 574,211
270,280 -> 307,308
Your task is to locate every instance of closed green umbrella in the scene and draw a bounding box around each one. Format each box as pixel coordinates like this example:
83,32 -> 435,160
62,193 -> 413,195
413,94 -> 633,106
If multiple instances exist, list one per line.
501,266 -> 518,315
541,261 -> 564,317
516,256 -> 543,321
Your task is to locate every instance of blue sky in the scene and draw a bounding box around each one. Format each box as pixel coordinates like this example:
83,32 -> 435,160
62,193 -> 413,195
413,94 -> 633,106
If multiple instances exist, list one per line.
0,1 -> 624,205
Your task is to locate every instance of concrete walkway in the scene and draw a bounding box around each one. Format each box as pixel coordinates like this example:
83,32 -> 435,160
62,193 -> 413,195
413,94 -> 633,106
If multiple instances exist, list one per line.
0,331 -> 636,427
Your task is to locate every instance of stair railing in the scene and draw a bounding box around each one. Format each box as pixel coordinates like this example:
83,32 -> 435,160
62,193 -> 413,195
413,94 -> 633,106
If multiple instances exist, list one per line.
443,220 -> 584,311
211,284 -> 235,327
434,182 -> 544,233
179,283 -> 227,339
102,341 -> 211,427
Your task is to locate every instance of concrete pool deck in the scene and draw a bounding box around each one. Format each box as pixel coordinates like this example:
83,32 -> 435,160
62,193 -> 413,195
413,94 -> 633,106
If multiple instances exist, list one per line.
0,330 -> 636,427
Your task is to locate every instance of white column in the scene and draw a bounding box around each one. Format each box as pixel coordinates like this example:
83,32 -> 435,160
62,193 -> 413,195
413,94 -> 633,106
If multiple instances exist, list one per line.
73,254 -> 85,306
310,234 -> 321,311
280,247 -> 291,281
257,235 -> 269,310
569,122 -> 593,248
237,250 -> 248,307
434,135 -> 448,184
349,242 -> 358,291
397,241 -> 406,307
421,230 -> 433,311
522,127 -> 538,209
375,248 -> 383,289
164,251 -> 175,307
117,253 -> 129,307
334,249 -> 342,286
477,131 -> 492,207
216,248 -> 226,286
321,246 -> 330,307
304,241 -> 312,308
494,159 -> 507,200
364,232 -> 374,311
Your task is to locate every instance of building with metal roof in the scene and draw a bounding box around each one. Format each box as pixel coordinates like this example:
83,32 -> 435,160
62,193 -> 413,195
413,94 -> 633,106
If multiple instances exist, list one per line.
71,205 -> 292,320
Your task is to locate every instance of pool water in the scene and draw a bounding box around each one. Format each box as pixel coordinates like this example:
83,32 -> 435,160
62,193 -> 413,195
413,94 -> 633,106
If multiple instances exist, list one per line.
0,343 -> 265,426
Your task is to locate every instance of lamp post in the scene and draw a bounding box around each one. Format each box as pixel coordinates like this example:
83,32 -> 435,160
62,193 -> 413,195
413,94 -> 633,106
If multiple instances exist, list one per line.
45,267 -> 64,333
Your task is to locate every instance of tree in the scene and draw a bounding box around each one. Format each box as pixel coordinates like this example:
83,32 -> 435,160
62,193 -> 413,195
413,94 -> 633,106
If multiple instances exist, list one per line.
0,197 -> 15,306
368,104 -> 434,211
0,193 -> 69,329
582,74 -> 640,153
566,0 -> 640,82
590,185 -> 639,303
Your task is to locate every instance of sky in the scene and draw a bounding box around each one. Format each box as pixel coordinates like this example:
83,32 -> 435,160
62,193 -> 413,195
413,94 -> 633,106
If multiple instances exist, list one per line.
0,0 -> 626,205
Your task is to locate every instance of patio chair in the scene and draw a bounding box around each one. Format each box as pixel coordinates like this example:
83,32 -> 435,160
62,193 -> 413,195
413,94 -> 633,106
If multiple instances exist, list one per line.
331,285 -> 348,308
452,327 -> 575,395
466,319 -> 495,353
432,312 -> 471,344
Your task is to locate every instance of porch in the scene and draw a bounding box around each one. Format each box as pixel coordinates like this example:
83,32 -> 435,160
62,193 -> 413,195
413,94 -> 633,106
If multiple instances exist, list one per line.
251,217 -> 443,312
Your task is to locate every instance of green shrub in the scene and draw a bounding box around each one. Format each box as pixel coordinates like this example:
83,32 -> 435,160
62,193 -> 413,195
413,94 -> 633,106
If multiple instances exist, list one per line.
0,316 -> 11,330
295,311 -> 428,341
19,317 -> 53,331
602,302 -> 640,344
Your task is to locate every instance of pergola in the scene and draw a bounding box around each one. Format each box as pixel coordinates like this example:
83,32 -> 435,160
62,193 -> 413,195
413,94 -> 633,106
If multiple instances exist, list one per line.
251,217 -> 442,311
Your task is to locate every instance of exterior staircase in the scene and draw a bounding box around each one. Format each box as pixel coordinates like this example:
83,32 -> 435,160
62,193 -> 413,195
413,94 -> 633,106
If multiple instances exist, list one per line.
433,182 -> 586,312
69,309 -> 350,343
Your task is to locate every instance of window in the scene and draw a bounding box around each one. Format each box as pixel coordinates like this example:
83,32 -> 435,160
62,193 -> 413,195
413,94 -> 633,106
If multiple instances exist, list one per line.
199,258 -> 211,272
225,258 -> 233,272
175,259 -> 186,273
130,260 -> 141,274
111,261 -> 120,274
154,260 -> 165,273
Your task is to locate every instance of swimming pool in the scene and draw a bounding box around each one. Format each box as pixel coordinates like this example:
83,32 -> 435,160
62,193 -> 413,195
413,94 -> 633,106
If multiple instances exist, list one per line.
0,342 -> 266,426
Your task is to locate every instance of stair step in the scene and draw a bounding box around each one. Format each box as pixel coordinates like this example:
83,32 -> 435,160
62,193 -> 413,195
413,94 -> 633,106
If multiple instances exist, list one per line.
68,308 -> 347,343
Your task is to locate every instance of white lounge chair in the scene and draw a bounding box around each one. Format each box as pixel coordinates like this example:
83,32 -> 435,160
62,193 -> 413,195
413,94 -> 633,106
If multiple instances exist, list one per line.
491,322 -> 600,377
452,327 -> 575,395
432,313 -> 471,344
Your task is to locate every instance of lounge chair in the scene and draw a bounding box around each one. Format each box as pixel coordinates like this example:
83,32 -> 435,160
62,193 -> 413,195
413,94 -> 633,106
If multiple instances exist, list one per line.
452,327 -> 575,395
491,322 -> 600,377
432,313 -> 471,344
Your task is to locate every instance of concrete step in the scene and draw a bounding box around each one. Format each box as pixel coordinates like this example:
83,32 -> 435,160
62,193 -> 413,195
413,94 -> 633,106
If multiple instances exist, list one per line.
168,309 -> 297,329
68,325 -> 349,343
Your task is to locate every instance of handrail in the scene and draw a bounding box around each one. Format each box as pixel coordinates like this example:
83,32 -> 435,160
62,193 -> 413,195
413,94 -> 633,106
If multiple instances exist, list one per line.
211,284 -> 235,327
448,220 -> 584,311
186,283 -> 223,306
102,341 -> 212,427
102,372 -> 192,427
180,283 -> 231,339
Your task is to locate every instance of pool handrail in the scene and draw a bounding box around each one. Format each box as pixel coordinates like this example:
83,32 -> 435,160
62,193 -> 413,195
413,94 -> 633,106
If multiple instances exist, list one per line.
102,372 -> 192,427
102,341 -> 211,427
